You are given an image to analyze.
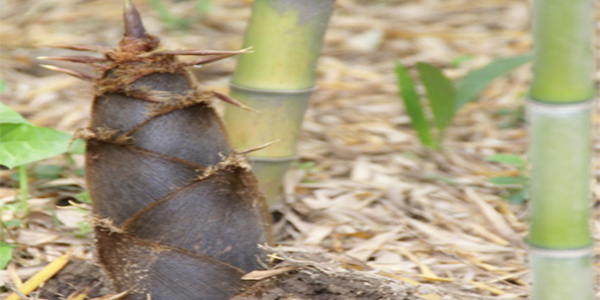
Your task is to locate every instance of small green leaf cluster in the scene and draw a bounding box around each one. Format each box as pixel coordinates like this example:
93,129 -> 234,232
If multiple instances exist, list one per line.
395,55 -> 531,150
485,154 -> 529,204
0,103 -> 73,169
0,242 -> 14,270
0,103 -> 80,268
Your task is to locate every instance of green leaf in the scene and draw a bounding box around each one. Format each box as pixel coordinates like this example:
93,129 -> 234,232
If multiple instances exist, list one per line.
485,154 -> 526,170
0,124 -> 72,169
149,0 -> 190,29
424,173 -> 458,185
489,176 -> 528,186
0,242 -> 14,270
34,164 -> 64,180
76,191 -> 92,204
451,55 -> 473,68
0,80 -> 7,94
507,189 -> 529,204
4,219 -> 22,228
196,0 -> 212,18
497,106 -> 525,129
395,62 -> 437,149
455,54 -> 532,110
0,102 -> 30,125
74,220 -> 94,238
416,62 -> 456,133
76,166 -> 85,177
68,138 -> 86,155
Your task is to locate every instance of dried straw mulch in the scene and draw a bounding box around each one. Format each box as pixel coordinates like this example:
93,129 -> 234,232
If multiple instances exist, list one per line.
1,0 -> 599,299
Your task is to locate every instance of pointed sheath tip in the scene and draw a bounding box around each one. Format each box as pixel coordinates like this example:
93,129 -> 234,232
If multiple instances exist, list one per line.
37,44 -> 111,53
123,0 -> 147,39
212,91 -> 260,113
37,56 -> 107,64
237,140 -> 281,155
40,64 -> 95,81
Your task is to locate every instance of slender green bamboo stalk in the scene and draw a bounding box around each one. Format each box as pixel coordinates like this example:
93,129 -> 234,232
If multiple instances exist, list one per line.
530,0 -> 595,102
528,0 -> 596,299
224,0 -> 335,204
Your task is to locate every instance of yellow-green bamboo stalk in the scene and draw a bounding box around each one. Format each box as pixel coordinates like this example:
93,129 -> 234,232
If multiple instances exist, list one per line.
528,0 -> 596,299
224,0 -> 335,204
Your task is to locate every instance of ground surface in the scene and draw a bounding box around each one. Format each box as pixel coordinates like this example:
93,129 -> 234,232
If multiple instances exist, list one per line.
1,0 -> 600,299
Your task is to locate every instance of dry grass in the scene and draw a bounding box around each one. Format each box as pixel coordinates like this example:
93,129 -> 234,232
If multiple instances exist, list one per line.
1,0 -> 599,299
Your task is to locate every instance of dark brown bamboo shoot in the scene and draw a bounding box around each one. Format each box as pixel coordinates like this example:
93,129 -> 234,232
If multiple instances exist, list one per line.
44,1 -> 271,299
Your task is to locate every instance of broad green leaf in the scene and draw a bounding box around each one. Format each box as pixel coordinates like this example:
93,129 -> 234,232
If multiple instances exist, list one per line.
0,242 -> 14,270
489,175 -> 528,186
485,154 -> 526,170
0,102 -> 30,125
395,62 -> 437,149
455,54 -> 532,110
416,62 -> 456,133
0,124 -> 72,169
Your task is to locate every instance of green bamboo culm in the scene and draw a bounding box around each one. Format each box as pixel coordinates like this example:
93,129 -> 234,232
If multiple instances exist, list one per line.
530,0 -> 595,102
528,0 -> 596,299
224,0 -> 335,205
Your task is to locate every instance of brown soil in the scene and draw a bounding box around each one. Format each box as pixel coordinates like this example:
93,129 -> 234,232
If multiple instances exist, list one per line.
40,258 -> 427,300
234,270 -> 423,300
